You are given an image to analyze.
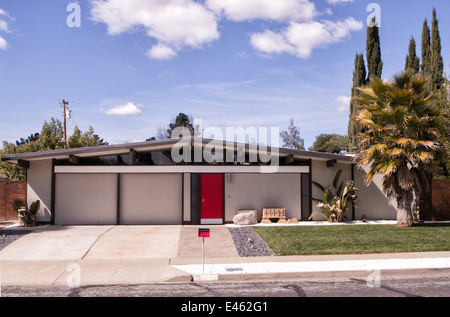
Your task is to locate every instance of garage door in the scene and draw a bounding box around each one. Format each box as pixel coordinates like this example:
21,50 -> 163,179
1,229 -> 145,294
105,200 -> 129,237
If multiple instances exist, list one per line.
55,173 -> 183,225
120,174 -> 182,225
55,174 -> 118,225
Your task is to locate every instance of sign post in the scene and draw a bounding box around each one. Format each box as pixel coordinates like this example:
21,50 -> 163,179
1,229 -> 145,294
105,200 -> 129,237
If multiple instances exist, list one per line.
198,228 -> 210,273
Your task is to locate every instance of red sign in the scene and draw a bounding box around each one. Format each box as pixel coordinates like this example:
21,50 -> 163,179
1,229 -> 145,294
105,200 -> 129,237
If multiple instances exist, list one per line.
198,228 -> 210,238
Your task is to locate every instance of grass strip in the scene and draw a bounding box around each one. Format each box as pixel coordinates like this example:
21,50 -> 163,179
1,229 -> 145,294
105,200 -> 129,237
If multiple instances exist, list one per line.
253,224 -> 450,256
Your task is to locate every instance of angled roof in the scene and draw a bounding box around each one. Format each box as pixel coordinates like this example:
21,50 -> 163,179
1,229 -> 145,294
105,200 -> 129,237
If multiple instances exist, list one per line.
1,137 -> 354,164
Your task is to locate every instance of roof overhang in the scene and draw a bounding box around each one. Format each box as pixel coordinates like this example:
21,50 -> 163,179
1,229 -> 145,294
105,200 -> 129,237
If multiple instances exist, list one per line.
1,137 -> 354,165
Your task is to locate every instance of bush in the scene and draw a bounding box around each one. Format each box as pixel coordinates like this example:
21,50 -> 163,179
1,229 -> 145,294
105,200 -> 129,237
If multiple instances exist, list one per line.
310,170 -> 358,222
14,200 -> 40,227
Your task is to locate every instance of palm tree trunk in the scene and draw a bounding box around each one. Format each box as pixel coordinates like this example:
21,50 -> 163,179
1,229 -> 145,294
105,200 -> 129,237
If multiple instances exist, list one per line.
397,205 -> 414,227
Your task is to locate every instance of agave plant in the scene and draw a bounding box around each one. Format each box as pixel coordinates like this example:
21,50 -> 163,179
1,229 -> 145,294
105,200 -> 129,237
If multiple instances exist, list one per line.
310,170 -> 358,222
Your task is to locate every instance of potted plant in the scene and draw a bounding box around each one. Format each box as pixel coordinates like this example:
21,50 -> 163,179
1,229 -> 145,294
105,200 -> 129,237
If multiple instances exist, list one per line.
10,198 -> 40,227
10,198 -> 26,226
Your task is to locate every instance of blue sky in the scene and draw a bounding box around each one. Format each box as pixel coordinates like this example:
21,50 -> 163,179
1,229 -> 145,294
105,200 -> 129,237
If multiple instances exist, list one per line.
0,0 -> 449,149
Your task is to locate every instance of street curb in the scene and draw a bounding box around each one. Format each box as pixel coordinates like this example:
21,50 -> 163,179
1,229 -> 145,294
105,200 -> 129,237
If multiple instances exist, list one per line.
190,267 -> 450,283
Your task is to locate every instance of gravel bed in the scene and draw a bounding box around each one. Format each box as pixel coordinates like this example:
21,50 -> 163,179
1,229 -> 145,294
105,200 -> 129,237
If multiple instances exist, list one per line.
228,226 -> 275,257
0,229 -> 32,251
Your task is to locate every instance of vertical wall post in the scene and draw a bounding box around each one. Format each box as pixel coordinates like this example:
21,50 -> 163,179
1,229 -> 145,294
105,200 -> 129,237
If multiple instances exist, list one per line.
309,159 -> 313,218
117,173 -> 121,225
351,164 -> 355,221
50,159 -> 56,225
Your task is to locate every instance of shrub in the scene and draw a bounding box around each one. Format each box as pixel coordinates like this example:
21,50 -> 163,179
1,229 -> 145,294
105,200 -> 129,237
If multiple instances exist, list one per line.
310,170 -> 358,222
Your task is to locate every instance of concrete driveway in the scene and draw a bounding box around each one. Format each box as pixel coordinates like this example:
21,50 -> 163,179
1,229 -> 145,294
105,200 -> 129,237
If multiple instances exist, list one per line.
0,225 -> 182,261
0,225 -> 190,286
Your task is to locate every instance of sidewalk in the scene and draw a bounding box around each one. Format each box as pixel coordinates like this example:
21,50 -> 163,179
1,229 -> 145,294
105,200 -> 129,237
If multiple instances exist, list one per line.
175,223 -> 450,282
171,252 -> 450,282
0,223 -> 449,286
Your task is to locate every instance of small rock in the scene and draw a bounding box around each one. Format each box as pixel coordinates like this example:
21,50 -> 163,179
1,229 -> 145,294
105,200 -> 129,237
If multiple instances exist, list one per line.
233,211 -> 257,226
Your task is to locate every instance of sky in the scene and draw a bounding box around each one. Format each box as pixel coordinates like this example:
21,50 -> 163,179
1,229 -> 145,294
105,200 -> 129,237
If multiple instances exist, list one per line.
0,0 -> 449,150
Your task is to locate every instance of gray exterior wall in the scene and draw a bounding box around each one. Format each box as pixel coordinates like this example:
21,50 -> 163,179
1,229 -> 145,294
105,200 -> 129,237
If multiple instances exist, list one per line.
27,160 -> 52,223
311,160 -> 397,221
183,173 -> 191,224
224,173 -> 302,222
354,166 -> 397,220
311,160 -> 352,220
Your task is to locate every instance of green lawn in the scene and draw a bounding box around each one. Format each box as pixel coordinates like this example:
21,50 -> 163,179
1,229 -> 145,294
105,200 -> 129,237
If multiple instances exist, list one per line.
253,224 -> 450,256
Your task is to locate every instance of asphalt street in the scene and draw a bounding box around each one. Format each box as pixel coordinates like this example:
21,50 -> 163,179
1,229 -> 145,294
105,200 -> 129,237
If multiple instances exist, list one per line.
1,274 -> 449,298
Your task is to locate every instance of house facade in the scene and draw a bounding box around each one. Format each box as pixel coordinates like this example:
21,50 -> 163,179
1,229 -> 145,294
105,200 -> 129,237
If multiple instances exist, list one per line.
1,138 -> 397,225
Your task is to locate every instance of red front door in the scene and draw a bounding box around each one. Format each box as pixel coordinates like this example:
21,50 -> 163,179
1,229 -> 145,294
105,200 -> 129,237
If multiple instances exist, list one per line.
200,174 -> 223,224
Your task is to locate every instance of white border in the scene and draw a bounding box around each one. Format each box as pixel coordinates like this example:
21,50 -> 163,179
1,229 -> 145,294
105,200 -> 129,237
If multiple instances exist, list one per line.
200,219 -> 224,225
55,165 -> 309,174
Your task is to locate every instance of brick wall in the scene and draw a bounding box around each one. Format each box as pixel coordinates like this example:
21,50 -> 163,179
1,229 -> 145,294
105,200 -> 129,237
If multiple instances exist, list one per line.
0,181 -> 26,221
428,179 -> 450,221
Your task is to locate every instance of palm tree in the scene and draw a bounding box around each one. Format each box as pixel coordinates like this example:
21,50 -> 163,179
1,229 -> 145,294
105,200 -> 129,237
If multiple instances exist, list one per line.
354,71 -> 444,227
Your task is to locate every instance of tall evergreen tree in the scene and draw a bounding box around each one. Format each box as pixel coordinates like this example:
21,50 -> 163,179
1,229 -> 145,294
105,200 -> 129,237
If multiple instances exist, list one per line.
348,53 -> 367,152
421,19 -> 431,77
430,8 -> 444,91
366,18 -> 383,81
405,37 -> 420,73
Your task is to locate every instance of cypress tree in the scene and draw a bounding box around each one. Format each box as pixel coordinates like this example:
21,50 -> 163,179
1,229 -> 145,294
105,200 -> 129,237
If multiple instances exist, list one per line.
421,19 -> 431,77
431,8 -> 444,91
348,53 -> 367,152
405,37 -> 420,74
366,18 -> 383,81
429,8 -> 449,177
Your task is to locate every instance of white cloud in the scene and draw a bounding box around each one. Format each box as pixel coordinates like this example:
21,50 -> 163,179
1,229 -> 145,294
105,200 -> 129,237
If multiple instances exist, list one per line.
336,95 -> 351,112
0,36 -> 7,50
156,70 -> 175,79
0,19 -> 9,33
90,0 -> 220,59
250,30 -> 296,56
0,8 -> 12,50
326,0 -> 355,5
100,102 -> 143,116
235,51 -> 248,59
206,0 -> 317,22
89,0 -> 362,60
146,43 -> 177,60
251,17 -> 363,58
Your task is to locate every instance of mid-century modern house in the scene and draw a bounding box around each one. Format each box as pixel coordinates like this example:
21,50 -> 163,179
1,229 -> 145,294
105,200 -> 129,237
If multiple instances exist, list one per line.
1,138 -> 397,225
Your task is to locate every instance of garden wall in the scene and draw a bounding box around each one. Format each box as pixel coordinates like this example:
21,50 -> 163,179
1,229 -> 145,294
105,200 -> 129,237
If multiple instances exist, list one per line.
0,181 -> 26,221
421,179 -> 450,221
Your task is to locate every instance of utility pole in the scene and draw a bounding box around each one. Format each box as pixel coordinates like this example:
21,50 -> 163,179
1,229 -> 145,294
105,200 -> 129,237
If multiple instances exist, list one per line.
60,99 -> 69,149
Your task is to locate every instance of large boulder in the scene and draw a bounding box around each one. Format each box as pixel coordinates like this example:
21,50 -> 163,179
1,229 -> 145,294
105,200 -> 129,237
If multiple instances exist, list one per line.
233,211 -> 257,225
